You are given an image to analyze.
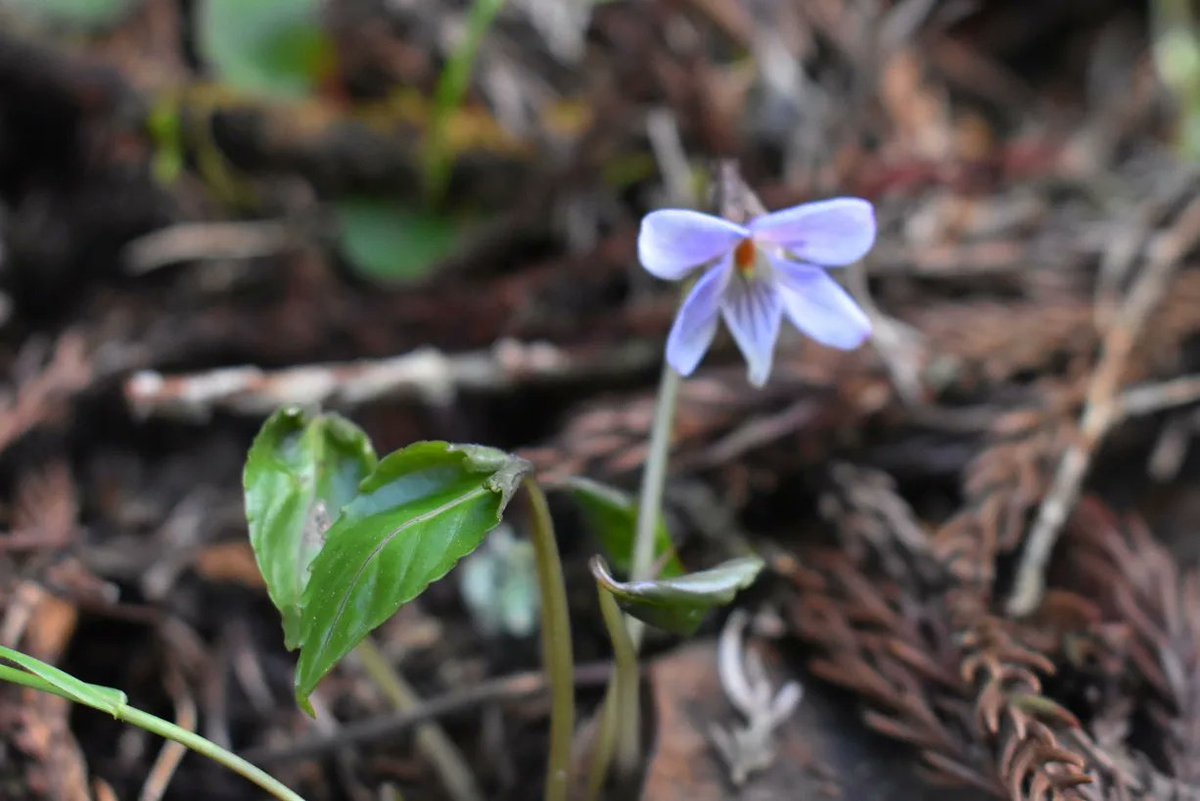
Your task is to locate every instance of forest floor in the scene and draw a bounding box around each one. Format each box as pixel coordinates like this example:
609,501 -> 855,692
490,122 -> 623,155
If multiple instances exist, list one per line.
2,1 -> 1200,800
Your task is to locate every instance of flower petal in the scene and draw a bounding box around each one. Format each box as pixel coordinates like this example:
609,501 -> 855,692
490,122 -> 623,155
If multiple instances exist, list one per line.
666,259 -> 731,376
720,276 -> 783,387
772,258 -> 871,350
749,198 -> 876,266
638,209 -> 749,280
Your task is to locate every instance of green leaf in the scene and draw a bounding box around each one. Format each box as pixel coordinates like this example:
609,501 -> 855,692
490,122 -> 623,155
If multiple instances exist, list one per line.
6,0 -> 136,28
295,442 -> 531,711
590,555 -> 764,636
424,0 -> 505,199
0,645 -> 126,714
564,477 -> 683,579
244,407 -> 377,650
196,0 -> 334,100
333,198 -> 461,283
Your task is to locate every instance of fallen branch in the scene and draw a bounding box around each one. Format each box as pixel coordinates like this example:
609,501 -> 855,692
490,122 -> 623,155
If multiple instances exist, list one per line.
124,340 -> 656,420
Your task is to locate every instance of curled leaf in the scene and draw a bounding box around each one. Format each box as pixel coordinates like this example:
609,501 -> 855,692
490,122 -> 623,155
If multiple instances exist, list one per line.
243,408 -> 376,649
590,555 -> 764,636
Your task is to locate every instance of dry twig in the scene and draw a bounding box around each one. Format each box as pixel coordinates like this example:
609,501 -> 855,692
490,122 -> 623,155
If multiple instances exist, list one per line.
1009,195 -> 1200,615
124,340 -> 655,420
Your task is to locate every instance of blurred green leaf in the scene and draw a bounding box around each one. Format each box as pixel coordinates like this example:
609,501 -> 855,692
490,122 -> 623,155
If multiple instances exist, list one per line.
6,0 -> 136,28
334,198 -> 461,283
564,477 -> 683,579
1153,0 -> 1200,160
590,555 -> 764,636
243,408 -> 376,650
196,0 -> 334,100
0,645 -> 127,714
459,524 -> 540,637
295,442 -> 530,711
147,97 -> 184,186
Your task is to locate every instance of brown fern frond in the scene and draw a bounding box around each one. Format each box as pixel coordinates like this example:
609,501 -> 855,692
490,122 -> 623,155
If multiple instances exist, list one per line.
957,612 -> 1093,800
786,548 -> 998,793
933,386 -> 1081,593
786,464 -> 1104,800
1059,500 -> 1200,790
0,333 -> 91,459
3,460 -> 79,553
906,270 -> 1200,392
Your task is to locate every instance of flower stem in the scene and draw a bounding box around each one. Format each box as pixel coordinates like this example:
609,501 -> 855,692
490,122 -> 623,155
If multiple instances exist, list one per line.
355,639 -> 483,801
585,582 -> 642,799
596,361 -> 682,787
524,478 -> 576,801
630,363 -> 682,592
627,362 -> 682,651
0,664 -> 304,801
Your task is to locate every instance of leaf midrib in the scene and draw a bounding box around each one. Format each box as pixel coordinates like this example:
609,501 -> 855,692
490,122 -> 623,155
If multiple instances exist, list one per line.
312,483 -> 490,663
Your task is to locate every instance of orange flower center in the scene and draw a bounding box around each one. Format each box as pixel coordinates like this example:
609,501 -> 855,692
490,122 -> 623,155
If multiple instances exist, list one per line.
734,238 -> 757,276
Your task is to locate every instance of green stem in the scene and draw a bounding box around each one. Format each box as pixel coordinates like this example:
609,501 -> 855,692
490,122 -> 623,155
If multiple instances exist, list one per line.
424,0 -> 507,201
355,639 -> 483,801
625,364 -> 682,638
630,363 -> 683,591
585,584 -> 641,799
583,685 -> 618,801
524,479 -> 576,801
0,665 -> 304,801
594,361 -> 682,789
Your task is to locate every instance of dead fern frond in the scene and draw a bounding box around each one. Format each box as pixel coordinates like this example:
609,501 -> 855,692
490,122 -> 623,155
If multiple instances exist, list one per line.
1060,500 -> 1200,790
0,333 -> 91,458
933,387 -> 1081,593
785,548 -> 998,794
958,612 -> 1093,801
786,464 -> 1100,800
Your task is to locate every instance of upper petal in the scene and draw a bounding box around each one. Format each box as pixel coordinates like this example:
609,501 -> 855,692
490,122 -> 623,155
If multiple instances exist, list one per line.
749,198 -> 876,266
666,259 -> 731,376
771,258 -> 871,350
720,276 -> 783,387
638,209 -> 749,280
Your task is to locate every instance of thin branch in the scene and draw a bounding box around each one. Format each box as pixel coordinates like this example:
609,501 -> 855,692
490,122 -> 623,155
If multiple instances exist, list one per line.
244,662 -> 612,766
355,639 -> 484,801
124,341 -> 655,420
1008,194 -> 1200,616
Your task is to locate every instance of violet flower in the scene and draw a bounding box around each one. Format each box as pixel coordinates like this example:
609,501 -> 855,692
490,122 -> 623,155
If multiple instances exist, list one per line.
638,198 -> 876,386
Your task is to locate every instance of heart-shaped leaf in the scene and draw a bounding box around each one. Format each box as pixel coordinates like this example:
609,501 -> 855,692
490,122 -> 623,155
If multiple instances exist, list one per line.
295,442 -> 530,710
333,198 -> 462,283
0,645 -> 126,714
590,555 -> 764,636
196,0 -> 334,100
244,407 -> 376,650
564,477 -> 683,579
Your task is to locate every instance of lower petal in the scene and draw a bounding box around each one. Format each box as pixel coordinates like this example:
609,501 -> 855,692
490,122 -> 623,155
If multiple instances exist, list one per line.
666,260 -> 731,376
772,259 -> 871,350
720,276 -> 783,387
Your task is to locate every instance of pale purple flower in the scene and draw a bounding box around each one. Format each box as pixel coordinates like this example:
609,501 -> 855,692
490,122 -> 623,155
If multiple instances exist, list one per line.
638,198 -> 876,386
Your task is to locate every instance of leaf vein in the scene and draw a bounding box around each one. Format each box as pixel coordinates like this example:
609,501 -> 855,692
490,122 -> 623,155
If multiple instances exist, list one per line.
314,484 -> 490,662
